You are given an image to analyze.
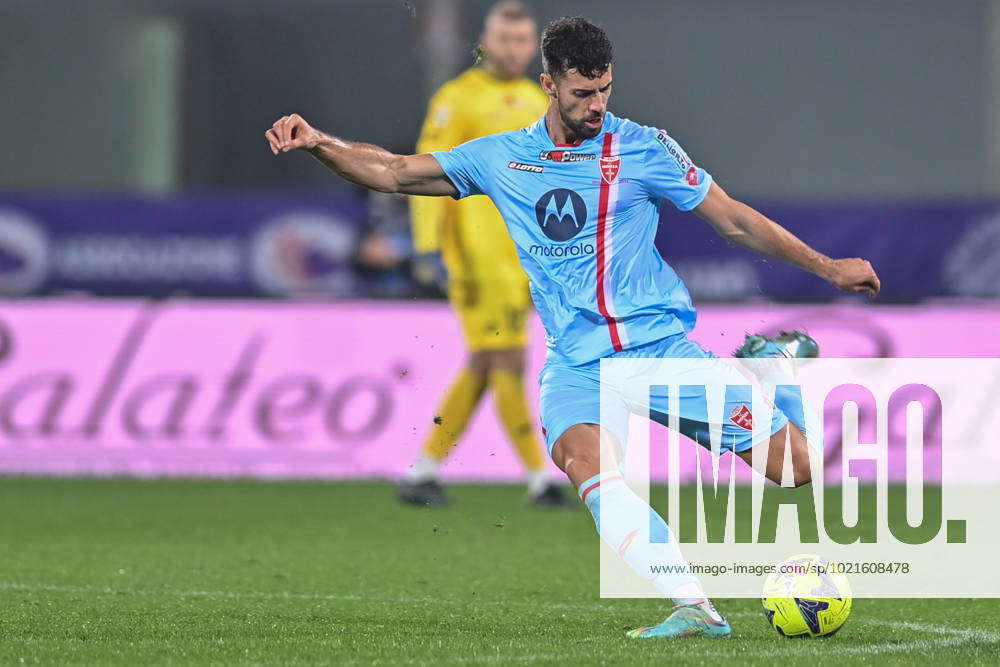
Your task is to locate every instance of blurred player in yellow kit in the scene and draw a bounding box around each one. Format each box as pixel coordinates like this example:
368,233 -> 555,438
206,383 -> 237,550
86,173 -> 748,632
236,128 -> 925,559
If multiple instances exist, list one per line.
399,1 -> 569,507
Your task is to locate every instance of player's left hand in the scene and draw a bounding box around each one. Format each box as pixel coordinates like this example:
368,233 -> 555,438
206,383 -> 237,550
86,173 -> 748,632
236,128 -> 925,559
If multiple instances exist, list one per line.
825,257 -> 880,299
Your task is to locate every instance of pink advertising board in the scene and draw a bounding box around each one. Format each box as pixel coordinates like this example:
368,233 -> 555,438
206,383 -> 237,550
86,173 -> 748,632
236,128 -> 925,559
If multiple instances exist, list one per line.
0,300 -> 997,480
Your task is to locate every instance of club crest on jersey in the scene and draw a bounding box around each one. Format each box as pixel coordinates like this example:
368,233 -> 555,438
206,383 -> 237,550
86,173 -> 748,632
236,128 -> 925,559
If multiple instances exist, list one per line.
600,156 -> 621,184
729,404 -> 753,431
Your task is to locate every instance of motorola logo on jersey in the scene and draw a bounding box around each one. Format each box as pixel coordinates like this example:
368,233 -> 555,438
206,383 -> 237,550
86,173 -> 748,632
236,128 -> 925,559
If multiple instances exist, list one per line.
528,241 -> 595,258
534,189 -> 587,242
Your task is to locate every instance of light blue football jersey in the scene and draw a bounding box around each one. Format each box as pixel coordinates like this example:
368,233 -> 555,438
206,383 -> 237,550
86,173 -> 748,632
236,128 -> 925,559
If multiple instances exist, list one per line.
431,112 -> 712,366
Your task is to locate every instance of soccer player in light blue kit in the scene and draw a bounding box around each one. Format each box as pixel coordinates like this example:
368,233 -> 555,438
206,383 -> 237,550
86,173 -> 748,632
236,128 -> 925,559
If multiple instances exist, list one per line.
265,16 -> 880,639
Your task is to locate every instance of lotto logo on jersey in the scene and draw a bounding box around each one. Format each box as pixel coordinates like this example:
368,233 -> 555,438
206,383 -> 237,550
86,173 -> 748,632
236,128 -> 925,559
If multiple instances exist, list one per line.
508,161 -> 544,173
729,404 -> 753,430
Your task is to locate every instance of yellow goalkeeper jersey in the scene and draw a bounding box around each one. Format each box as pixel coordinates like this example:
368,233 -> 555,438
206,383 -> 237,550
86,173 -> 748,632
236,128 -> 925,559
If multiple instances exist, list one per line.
412,67 -> 549,280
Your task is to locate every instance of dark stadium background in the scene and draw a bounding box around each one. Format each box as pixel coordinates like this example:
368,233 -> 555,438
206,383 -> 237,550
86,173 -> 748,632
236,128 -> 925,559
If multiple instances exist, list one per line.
4,0 -> 997,302
1,1 -> 999,664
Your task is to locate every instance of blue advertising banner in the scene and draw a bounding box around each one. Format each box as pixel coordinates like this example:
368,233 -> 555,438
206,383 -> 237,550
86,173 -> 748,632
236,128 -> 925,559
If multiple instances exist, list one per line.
0,192 -> 997,301
0,192 -> 367,297
657,201 -> 1000,302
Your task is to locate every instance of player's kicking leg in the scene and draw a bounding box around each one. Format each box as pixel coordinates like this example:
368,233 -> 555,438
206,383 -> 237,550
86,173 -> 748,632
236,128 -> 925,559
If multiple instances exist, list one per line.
624,419 -> 812,639
541,342 -> 732,639
551,423 -> 732,639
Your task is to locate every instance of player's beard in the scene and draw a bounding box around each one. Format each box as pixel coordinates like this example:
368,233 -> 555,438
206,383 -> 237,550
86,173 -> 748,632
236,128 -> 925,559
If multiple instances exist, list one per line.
558,102 -> 603,142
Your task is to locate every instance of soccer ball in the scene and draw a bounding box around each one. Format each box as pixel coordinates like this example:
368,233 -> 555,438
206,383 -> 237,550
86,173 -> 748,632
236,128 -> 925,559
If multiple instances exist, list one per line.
761,554 -> 852,638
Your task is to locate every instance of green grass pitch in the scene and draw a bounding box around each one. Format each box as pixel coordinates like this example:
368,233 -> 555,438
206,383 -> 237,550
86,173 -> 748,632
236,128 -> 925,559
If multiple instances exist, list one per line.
0,478 -> 997,665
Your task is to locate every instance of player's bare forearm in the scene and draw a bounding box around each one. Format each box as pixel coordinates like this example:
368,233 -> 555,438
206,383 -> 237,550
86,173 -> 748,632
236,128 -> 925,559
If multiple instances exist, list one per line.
695,182 -> 880,297
306,135 -> 406,193
699,189 -> 831,273
264,114 -> 458,197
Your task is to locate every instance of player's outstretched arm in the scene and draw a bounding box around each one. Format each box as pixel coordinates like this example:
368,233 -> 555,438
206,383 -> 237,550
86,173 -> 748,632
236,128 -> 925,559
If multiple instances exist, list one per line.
694,182 -> 881,298
264,114 -> 459,197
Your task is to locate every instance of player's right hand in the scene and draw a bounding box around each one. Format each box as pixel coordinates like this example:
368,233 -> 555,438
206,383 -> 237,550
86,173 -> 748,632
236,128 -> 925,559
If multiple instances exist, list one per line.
265,114 -> 322,155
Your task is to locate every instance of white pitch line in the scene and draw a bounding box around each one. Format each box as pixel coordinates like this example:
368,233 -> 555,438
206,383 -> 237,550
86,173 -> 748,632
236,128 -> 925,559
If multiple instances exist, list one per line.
643,618 -> 1000,662
834,620 -> 1000,656
336,620 -> 1000,667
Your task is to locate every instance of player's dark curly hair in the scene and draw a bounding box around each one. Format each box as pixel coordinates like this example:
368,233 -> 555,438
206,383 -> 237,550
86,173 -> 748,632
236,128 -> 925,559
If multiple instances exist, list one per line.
541,17 -> 614,80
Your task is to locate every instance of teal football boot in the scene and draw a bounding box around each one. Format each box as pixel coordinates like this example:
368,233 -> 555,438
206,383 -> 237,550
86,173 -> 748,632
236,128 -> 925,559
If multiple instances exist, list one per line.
732,330 -> 820,444
626,603 -> 732,639
732,330 -> 820,359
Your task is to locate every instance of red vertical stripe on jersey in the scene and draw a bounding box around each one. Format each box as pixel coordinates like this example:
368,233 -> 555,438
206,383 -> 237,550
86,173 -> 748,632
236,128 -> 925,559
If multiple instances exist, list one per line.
596,132 -> 624,352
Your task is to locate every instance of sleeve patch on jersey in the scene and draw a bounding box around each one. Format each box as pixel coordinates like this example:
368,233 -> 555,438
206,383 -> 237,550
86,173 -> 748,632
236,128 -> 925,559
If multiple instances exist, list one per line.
655,130 -> 693,172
